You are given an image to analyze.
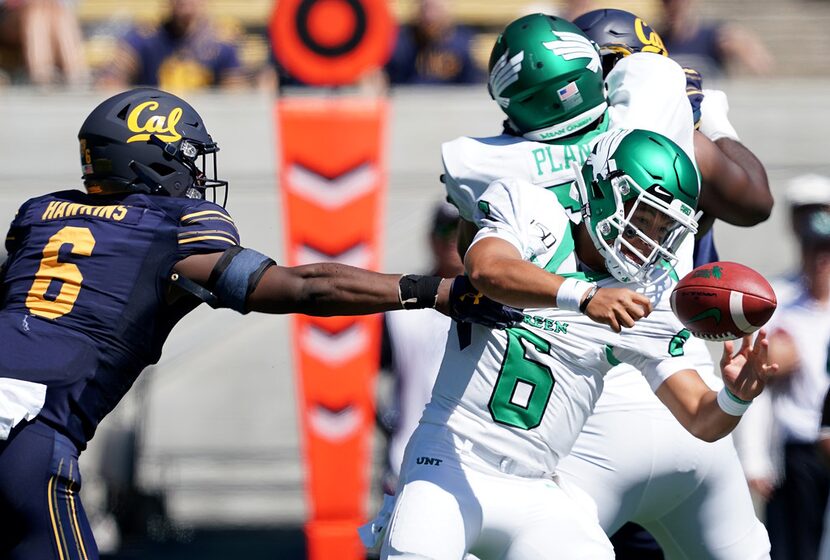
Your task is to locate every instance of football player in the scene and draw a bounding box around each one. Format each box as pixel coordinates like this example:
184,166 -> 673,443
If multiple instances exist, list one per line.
0,88 -> 520,560
560,9 -> 773,559
379,129 -> 777,559
440,12 -> 773,559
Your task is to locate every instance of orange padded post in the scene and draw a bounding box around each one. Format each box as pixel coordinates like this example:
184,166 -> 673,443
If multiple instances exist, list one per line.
277,96 -> 388,560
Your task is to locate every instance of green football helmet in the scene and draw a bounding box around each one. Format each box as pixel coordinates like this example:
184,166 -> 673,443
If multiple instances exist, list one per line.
574,129 -> 700,285
488,13 -> 607,142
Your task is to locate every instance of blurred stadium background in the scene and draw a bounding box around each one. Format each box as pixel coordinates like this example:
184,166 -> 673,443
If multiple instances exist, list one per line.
1,0 -> 830,558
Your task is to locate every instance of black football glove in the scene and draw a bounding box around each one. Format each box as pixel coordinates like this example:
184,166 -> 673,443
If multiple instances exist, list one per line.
684,67 -> 704,129
448,275 -> 523,330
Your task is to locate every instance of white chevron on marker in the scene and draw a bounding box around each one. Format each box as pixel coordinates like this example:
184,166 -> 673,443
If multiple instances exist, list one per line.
309,404 -> 362,441
294,243 -> 373,268
287,162 -> 378,208
302,322 -> 370,365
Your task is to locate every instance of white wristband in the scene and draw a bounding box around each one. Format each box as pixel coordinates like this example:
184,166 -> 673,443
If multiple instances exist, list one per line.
699,89 -> 740,142
717,387 -> 753,416
556,278 -> 595,312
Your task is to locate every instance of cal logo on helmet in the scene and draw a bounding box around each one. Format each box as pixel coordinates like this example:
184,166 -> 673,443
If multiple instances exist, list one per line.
126,101 -> 183,143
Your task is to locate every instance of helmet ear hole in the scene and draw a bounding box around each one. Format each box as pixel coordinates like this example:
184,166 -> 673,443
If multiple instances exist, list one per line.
149,162 -> 176,176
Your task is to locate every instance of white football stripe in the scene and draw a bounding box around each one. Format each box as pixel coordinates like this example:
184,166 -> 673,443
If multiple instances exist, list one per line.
729,290 -> 758,334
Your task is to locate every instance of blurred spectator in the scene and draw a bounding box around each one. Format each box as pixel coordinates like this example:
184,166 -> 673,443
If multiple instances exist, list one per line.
818,388 -> 830,559
0,0 -> 88,86
97,0 -> 246,91
658,0 -> 773,78
378,201 -> 463,492
385,0 -> 483,85
736,174 -> 830,560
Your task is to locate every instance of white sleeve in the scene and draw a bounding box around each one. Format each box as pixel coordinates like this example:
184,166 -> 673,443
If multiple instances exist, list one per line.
613,305 -> 698,391
442,136 -> 503,222
732,390 -> 779,480
442,139 -> 479,222
468,178 -> 567,262
606,52 -> 695,163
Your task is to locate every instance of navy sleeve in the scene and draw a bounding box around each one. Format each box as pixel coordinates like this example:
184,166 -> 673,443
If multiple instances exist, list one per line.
4,199 -> 33,260
175,200 -> 241,259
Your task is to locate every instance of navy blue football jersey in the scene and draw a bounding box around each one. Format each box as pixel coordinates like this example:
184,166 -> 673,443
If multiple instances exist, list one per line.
0,189 -> 240,449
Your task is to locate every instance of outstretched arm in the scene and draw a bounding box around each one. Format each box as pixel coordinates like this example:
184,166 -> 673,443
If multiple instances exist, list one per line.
248,262 -> 446,316
173,250 -> 521,328
174,251 -> 450,316
656,330 -> 778,442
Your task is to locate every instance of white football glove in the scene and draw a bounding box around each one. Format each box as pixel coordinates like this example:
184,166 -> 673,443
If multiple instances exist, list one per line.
699,89 -> 740,142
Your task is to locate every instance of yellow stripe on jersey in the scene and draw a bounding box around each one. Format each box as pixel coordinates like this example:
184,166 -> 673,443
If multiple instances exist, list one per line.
178,235 -> 239,246
48,461 -> 68,560
47,476 -> 66,560
67,462 -> 89,560
180,210 -> 235,226
178,229 -> 239,243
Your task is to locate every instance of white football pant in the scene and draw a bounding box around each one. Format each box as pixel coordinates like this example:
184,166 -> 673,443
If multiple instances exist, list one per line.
557,407 -> 771,560
381,423 -> 614,560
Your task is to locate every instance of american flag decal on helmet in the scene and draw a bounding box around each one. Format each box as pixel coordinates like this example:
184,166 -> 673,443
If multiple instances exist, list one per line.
557,82 -> 579,101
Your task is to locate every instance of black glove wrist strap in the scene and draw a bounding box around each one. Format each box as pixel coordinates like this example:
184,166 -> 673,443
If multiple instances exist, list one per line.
399,274 -> 442,310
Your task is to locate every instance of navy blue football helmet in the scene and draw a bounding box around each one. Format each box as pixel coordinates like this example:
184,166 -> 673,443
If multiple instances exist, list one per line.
78,88 -> 228,205
572,9 -> 667,77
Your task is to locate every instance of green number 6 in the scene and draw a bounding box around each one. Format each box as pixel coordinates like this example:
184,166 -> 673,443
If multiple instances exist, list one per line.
488,328 -> 555,430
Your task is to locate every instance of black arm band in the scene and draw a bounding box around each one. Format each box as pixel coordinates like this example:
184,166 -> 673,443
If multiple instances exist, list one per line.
170,247 -> 275,313
579,285 -> 600,314
206,245 -> 243,291
211,247 -> 275,314
398,274 -> 442,310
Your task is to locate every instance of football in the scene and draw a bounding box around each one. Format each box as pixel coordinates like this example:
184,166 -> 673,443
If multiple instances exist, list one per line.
670,262 -> 777,341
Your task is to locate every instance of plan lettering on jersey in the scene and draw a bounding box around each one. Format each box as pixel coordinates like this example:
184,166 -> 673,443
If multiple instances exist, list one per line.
530,143 -> 593,180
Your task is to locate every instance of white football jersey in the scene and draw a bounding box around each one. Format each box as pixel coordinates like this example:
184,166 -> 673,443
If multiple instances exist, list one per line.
420,179 -> 698,474
441,52 -> 708,415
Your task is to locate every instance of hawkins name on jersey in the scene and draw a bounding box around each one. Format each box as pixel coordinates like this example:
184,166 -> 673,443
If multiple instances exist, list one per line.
419,179 -> 696,475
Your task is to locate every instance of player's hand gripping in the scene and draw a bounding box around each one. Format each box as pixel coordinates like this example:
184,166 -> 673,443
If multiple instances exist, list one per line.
581,287 -> 652,333
719,329 -> 779,402
448,275 -> 524,329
